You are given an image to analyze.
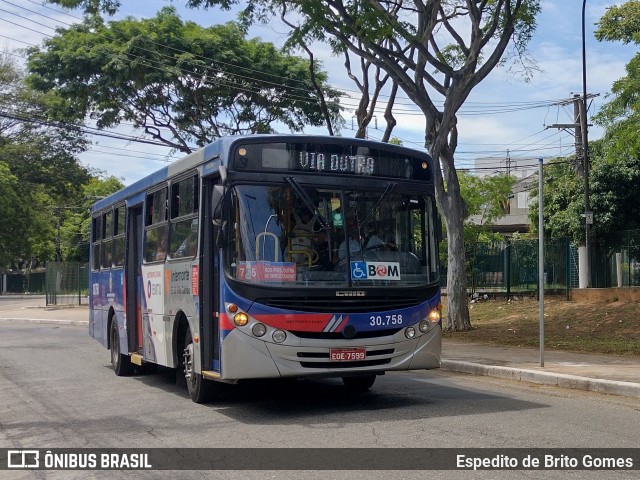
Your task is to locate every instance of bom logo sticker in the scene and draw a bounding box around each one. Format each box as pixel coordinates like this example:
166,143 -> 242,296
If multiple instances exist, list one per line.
350,261 -> 401,281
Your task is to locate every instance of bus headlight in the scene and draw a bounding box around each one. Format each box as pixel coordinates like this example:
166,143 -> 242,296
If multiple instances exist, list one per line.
272,330 -> 286,343
404,327 -> 416,339
233,312 -> 249,326
252,323 -> 267,337
419,319 -> 430,333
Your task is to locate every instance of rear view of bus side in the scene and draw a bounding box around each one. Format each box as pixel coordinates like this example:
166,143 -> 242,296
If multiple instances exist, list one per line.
89,135 -> 442,403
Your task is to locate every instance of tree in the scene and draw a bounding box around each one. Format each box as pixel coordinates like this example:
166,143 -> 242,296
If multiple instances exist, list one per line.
0,160 -> 57,269
0,162 -> 23,268
60,175 -> 124,262
526,146 -> 640,243
456,171 -> 515,293
242,0 -> 540,331
459,171 -> 516,240
27,7 -> 343,153
44,0 -> 541,330
589,140 -> 640,237
594,1 -> 640,164
0,52 -> 89,268
527,157 -> 584,243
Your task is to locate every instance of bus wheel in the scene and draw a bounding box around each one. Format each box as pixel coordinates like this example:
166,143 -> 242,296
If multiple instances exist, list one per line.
342,375 -> 376,392
110,320 -> 133,376
183,328 -> 211,403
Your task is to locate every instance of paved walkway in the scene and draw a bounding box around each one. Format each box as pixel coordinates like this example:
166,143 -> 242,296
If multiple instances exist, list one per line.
1,299 -> 638,399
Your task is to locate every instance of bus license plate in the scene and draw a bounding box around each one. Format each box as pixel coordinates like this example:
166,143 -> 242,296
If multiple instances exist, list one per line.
330,348 -> 366,362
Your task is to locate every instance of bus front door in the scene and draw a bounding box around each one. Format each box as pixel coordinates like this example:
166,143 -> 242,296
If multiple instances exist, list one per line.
126,206 -> 144,354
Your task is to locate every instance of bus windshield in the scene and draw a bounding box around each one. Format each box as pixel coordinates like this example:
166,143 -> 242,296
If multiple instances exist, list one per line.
224,184 -> 439,288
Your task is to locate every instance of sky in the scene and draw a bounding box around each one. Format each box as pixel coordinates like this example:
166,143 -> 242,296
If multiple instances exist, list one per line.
0,0 -> 637,184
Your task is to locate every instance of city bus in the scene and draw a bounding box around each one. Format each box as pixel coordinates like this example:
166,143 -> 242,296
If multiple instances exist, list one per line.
89,135 -> 442,403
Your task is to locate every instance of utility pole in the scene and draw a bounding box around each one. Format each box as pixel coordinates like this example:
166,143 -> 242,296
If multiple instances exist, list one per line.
573,95 -> 584,174
547,92 -> 596,288
581,0 -> 593,288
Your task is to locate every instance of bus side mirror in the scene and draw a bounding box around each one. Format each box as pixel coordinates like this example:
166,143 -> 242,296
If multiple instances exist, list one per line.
212,185 -> 225,226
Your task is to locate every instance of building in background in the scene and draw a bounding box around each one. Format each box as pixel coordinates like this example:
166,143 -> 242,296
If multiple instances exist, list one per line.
467,156 -> 537,234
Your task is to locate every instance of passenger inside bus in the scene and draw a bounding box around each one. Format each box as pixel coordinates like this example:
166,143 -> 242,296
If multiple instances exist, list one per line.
155,236 -> 167,262
337,217 -> 383,261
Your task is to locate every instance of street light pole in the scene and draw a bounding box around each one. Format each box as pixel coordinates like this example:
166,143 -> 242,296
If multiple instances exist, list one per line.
582,0 -> 592,288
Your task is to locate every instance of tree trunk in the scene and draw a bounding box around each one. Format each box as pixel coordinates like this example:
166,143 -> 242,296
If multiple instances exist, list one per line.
440,189 -> 471,331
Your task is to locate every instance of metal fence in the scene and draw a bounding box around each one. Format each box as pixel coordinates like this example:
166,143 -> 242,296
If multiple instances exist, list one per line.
441,229 -> 640,294
44,262 -> 89,306
456,238 -> 571,296
1,270 -> 46,294
591,230 -> 640,288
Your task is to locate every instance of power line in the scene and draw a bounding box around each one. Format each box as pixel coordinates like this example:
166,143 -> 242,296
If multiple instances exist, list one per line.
0,110 -> 175,148
0,17 -> 53,37
3,0 -> 575,116
0,2 -> 588,171
0,6 -> 59,32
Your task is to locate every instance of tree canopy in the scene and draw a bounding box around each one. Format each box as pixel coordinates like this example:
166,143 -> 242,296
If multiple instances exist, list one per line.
0,52 -> 110,269
27,7 -> 343,153
528,143 -> 640,246
459,171 -> 516,235
593,1 -> 640,168
527,158 -> 584,244
60,175 -> 124,262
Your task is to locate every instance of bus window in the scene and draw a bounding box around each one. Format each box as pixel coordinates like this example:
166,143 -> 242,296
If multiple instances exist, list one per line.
91,215 -> 101,271
170,175 -> 199,259
113,205 -> 125,267
101,210 -> 113,268
144,188 -> 168,263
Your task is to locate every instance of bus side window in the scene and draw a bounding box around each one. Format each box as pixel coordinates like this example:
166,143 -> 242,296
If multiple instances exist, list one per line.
144,188 -> 168,263
91,215 -> 101,271
170,174 -> 199,259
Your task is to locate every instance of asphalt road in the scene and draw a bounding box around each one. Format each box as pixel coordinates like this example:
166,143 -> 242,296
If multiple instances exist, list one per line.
1,322 -> 639,480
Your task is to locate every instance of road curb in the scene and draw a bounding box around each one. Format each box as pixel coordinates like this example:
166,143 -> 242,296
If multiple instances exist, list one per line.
441,360 -> 640,399
0,318 -> 89,326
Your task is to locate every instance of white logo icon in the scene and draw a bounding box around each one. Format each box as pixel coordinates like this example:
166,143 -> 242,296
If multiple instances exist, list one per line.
8,450 -> 39,468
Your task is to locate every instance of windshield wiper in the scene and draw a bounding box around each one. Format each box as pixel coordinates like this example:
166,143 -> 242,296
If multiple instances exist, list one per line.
284,176 -> 330,230
359,182 -> 396,229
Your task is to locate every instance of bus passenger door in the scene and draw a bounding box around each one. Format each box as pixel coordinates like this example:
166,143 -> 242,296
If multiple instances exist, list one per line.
201,177 -> 220,372
125,206 -> 144,354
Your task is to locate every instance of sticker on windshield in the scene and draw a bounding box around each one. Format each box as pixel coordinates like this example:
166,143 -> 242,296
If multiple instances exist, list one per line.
350,261 -> 401,281
237,261 -> 297,282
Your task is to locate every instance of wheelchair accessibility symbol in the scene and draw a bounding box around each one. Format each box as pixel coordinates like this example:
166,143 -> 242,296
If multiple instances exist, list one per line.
350,262 -> 368,280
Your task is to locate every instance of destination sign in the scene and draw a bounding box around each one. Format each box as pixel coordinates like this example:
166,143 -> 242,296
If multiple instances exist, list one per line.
232,142 -> 432,181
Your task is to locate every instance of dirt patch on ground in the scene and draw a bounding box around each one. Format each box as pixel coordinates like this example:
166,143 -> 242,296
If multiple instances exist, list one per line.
443,295 -> 640,357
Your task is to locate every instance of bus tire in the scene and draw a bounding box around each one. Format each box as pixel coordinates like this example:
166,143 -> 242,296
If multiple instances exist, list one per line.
110,319 -> 133,376
183,328 -> 212,403
342,375 -> 376,392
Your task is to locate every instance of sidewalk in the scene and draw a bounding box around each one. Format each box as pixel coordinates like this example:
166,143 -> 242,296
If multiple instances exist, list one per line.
441,340 -> 640,399
1,303 -> 638,399
0,302 -> 89,326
